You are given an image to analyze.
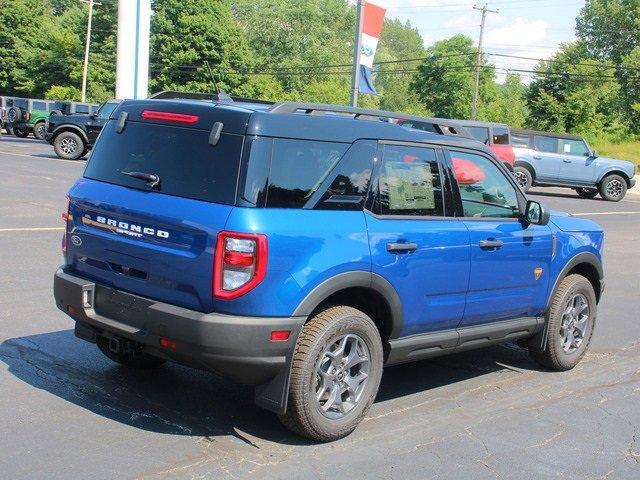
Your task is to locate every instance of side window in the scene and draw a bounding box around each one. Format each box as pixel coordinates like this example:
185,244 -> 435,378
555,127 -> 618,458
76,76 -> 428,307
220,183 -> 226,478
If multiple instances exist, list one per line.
75,104 -> 90,114
533,135 -> 558,153
374,144 -> 444,216
560,138 -> 589,156
450,151 -> 520,218
492,126 -> 509,145
314,140 -> 375,210
511,133 -> 529,147
467,126 -> 490,145
266,139 -> 349,208
32,101 -> 47,111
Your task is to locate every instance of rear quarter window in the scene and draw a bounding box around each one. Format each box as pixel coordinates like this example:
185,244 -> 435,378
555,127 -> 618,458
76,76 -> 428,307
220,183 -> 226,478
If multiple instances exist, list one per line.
84,120 -> 243,204
466,126 -> 490,145
492,126 -> 509,145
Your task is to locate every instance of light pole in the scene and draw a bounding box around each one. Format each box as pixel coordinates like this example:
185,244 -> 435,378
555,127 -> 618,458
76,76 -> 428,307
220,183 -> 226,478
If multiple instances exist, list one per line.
81,0 -> 101,103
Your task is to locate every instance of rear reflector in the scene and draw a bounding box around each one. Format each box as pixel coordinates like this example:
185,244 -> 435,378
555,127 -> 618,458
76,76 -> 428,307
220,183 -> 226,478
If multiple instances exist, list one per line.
270,331 -> 290,341
159,338 -> 177,350
141,110 -> 199,124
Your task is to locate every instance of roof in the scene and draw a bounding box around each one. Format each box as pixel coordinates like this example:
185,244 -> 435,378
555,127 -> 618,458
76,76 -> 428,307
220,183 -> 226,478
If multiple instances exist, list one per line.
456,119 -> 509,129
111,98 -> 492,155
511,129 -> 583,140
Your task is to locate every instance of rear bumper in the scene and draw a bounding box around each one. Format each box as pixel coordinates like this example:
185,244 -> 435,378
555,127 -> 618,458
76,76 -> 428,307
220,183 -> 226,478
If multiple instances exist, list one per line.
54,268 -> 305,412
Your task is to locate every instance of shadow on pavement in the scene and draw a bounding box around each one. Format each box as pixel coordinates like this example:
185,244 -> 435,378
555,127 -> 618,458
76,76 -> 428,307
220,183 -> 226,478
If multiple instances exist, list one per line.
0,329 -> 543,445
528,189 -> 604,201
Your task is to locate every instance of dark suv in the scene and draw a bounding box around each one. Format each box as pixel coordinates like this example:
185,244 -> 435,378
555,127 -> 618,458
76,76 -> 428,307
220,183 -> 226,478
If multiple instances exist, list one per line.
54,98 -> 605,441
45,100 -> 120,159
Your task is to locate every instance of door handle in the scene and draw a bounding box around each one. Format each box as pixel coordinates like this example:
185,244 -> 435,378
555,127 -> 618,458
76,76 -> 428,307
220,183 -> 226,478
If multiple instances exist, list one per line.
479,239 -> 504,250
532,155 -> 542,160
563,159 -> 572,163
387,242 -> 418,253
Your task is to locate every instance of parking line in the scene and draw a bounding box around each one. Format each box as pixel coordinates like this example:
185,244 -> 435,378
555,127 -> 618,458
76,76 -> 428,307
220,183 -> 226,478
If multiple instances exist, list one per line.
573,211 -> 640,216
0,149 -> 82,164
0,227 -> 65,232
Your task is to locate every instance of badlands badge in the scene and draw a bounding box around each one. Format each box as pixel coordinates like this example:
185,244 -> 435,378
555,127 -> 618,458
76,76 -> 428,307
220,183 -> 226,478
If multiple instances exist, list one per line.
534,267 -> 543,280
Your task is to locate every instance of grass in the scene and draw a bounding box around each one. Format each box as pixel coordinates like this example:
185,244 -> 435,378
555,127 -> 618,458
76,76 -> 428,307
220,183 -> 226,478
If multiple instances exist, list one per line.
590,140 -> 640,171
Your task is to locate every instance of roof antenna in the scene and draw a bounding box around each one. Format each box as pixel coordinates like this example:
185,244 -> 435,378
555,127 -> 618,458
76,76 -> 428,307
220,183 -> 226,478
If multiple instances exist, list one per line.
205,60 -> 232,103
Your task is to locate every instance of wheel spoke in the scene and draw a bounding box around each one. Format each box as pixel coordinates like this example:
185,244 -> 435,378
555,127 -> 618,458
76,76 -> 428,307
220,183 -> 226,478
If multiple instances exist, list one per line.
344,371 -> 368,399
321,384 -> 342,412
344,343 -> 368,369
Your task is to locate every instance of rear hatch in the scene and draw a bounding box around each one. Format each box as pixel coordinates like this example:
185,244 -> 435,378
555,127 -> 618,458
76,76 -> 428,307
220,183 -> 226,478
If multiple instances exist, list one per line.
65,100 -> 249,312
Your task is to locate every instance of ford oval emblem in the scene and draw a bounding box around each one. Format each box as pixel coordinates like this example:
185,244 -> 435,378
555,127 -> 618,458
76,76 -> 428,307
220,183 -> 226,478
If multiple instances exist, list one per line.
70,235 -> 82,246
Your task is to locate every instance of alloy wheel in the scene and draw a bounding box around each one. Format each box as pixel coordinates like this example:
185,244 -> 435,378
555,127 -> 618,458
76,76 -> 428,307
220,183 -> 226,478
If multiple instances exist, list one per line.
605,179 -> 624,198
514,171 -> 528,188
315,333 -> 370,419
559,293 -> 590,354
60,137 -> 78,154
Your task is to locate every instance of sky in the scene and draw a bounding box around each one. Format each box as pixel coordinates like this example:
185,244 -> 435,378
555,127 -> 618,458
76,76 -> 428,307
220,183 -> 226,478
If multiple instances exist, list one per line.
377,0 -> 586,83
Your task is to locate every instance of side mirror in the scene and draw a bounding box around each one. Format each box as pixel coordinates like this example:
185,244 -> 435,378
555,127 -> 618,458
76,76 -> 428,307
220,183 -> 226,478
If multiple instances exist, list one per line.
525,200 -> 550,226
91,111 -> 98,119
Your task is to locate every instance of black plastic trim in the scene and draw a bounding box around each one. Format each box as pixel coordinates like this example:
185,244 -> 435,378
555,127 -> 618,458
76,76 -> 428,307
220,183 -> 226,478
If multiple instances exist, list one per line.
292,271 -> 404,339
387,316 -> 542,365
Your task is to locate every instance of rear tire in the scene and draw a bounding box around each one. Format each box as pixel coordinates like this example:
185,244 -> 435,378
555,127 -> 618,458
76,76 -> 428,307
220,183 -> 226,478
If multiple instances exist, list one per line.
575,188 -> 598,199
96,336 -> 166,369
513,166 -> 533,192
33,121 -> 46,140
529,274 -> 596,371
599,174 -> 627,201
13,127 -> 30,138
280,306 -> 383,442
53,131 -> 85,159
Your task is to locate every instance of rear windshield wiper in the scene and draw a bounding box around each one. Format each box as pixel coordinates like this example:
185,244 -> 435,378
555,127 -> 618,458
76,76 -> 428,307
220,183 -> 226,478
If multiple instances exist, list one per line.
121,171 -> 161,189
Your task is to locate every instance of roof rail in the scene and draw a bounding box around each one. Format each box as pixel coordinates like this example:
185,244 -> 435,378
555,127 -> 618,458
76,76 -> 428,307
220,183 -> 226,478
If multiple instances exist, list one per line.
149,90 -> 275,105
267,102 -> 472,138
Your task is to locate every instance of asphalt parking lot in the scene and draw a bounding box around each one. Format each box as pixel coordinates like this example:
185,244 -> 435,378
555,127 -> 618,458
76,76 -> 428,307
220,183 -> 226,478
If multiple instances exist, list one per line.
0,135 -> 639,480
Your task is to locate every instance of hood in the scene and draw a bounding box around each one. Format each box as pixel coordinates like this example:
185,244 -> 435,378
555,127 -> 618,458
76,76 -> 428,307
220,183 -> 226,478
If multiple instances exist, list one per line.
595,156 -> 635,173
549,210 -> 603,233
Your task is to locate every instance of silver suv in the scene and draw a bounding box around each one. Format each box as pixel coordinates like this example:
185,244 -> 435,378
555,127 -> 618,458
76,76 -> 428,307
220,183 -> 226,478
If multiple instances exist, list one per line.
511,130 -> 636,201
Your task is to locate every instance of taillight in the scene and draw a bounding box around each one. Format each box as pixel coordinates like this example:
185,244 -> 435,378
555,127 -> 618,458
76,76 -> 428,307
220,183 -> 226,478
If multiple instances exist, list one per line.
213,231 -> 267,300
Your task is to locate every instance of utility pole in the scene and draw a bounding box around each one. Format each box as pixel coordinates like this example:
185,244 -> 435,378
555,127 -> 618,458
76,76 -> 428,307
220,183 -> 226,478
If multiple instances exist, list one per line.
81,0 -> 101,103
350,0 -> 364,107
471,4 -> 498,120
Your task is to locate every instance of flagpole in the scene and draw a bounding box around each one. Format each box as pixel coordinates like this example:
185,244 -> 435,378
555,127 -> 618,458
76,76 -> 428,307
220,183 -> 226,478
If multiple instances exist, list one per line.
350,0 -> 364,107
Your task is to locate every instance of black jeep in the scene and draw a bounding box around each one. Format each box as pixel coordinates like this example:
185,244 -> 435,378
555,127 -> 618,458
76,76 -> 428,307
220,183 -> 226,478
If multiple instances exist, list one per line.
45,100 -> 119,159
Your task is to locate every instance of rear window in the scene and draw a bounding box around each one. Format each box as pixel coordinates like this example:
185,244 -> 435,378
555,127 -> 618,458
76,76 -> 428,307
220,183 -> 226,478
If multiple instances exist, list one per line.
492,126 -> 509,145
533,135 -> 558,153
511,133 -> 529,147
466,126 -> 490,144
10,98 -> 28,109
84,120 -> 242,204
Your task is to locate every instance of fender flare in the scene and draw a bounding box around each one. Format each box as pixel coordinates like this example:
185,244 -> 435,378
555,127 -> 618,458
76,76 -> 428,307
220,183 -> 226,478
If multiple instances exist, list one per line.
597,168 -> 633,187
514,159 -> 536,177
52,125 -> 89,143
531,252 -> 603,351
292,271 -> 404,339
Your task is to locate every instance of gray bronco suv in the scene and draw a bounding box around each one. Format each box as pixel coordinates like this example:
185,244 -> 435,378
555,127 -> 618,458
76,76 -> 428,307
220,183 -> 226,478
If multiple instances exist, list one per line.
511,130 -> 636,201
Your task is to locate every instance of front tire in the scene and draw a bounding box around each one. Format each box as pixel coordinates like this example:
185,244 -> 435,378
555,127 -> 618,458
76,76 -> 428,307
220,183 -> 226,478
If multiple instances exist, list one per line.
599,174 -> 627,201
280,306 -> 383,442
513,166 -> 533,192
575,188 -> 598,199
529,274 -> 596,371
96,336 -> 166,369
53,131 -> 86,159
33,121 -> 46,140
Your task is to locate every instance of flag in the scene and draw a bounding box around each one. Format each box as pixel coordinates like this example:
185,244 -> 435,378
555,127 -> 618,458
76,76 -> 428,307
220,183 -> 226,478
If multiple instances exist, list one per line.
359,2 -> 386,95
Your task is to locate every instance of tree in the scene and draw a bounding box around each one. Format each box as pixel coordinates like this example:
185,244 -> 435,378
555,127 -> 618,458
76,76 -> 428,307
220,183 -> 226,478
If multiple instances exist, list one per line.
410,34 -> 495,119
478,73 -> 528,128
576,0 -> 640,64
150,0 -> 254,94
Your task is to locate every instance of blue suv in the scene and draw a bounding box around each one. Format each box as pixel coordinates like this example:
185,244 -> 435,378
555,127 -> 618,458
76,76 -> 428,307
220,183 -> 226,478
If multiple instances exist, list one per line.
54,98 -> 605,441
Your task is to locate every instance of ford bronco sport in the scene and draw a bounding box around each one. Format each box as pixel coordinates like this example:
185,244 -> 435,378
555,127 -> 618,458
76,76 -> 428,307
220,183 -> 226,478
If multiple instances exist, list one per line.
54,98 -> 605,442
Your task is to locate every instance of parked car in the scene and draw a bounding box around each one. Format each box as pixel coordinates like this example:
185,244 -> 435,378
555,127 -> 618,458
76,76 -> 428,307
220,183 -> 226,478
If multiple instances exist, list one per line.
456,120 -> 516,170
4,98 -> 53,139
45,100 -> 120,159
511,129 -> 636,201
54,98 -> 604,442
